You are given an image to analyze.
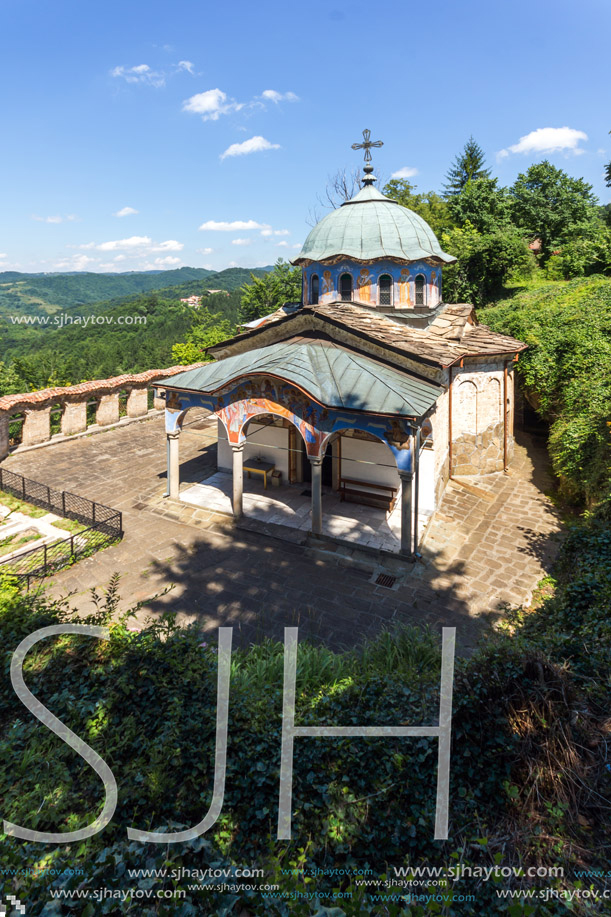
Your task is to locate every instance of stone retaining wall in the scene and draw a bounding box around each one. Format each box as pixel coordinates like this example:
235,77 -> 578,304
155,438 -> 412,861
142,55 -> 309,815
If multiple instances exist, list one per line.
0,364 -> 205,459
451,420 -> 510,475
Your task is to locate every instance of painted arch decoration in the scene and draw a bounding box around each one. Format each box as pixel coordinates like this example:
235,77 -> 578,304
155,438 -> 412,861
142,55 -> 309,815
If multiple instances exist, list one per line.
164,376 -> 420,472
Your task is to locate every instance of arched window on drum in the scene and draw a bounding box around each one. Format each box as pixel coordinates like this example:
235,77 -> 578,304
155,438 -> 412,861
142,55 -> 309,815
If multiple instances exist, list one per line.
310,273 -> 319,305
339,272 -> 353,302
378,273 -> 392,306
415,274 -> 426,305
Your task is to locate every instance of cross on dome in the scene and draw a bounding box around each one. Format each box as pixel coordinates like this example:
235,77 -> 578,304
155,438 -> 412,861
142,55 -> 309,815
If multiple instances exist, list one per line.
351,128 -> 383,163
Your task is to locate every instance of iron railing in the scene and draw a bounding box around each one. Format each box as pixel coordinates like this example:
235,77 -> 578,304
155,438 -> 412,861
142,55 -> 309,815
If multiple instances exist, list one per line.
0,468 -> 123,588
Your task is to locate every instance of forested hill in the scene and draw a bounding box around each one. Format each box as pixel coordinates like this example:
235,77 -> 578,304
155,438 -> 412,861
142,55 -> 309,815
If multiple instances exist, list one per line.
0,265 -> 275,390
0,265 -> 272,318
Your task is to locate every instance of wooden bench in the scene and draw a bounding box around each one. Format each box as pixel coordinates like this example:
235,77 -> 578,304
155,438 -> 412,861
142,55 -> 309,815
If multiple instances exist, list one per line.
339,477 -> 398,513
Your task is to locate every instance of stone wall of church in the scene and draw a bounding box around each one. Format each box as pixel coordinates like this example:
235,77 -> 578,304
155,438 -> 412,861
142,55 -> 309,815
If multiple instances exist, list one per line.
303,259 -> 442,309
450,361 -> 514,476
429,388 -> 451,507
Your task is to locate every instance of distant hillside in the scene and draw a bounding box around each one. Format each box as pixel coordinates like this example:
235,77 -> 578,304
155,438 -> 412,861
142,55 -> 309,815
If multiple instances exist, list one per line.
0,265 -> 272,319
0,267 -> 216,317
0,265 -> 274,390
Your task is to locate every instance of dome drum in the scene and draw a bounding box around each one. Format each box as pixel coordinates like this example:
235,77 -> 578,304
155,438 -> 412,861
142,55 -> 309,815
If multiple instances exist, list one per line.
303,259 -> 442,310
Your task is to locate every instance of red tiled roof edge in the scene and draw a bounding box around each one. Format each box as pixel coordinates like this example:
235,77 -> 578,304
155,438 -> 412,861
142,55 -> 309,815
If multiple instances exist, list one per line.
0,364 -> 207,412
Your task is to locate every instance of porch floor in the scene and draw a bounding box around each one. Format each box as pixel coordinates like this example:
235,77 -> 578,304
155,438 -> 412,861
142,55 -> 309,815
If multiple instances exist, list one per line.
180,471 -> 431,553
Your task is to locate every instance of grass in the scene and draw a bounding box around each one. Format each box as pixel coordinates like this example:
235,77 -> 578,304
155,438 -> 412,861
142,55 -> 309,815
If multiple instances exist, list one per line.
51,517 -> 88,535
0,529 -> 41,558
0,492 -> 47,518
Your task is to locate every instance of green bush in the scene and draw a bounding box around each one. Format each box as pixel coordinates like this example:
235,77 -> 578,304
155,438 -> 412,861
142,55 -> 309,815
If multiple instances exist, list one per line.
1,538 -> 610,916
481,276 -> 611,506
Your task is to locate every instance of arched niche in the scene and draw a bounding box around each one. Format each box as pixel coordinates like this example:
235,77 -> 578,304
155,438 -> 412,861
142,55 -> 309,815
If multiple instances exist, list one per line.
457,379 -> 478,435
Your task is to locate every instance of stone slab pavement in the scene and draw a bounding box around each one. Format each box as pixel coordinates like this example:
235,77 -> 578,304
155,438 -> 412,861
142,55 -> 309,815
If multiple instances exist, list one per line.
2,414 -> 564,656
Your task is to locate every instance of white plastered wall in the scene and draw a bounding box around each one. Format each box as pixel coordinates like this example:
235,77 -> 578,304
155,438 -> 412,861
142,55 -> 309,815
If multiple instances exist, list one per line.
217,418 -> 290,479
339,436 -> 400,489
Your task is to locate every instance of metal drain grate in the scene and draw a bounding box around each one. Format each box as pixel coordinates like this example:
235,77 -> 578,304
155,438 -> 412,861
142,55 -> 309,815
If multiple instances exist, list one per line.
375,573 -> 396,589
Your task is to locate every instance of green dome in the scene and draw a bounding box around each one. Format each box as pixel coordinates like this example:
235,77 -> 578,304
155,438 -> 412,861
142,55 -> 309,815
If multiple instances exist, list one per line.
294,185 -> 456,265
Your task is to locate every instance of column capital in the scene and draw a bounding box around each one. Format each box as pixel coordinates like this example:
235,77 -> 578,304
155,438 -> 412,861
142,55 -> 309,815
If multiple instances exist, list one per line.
231,442 -> 245,453
398,468 -> 413,480
308,455 -> 323,466
167,430 -> 181,440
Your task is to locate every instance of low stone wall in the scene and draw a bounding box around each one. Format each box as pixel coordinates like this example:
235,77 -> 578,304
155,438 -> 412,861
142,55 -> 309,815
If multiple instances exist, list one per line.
451,421 -> 511,476
0,364 -> 205,460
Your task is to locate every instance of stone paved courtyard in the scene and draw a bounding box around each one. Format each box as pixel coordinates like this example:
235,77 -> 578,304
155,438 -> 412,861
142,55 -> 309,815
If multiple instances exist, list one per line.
2,413 -> 564,656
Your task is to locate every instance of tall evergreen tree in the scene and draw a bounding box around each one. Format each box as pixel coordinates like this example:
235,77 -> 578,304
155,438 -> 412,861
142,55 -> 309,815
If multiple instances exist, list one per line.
443,136 -> 491,196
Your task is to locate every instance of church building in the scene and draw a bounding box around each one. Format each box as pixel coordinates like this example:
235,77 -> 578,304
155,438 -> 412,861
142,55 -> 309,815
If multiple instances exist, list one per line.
161,134 -> 526,555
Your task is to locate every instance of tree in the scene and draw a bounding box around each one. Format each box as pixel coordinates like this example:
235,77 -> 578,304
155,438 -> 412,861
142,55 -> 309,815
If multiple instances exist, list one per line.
442,222 -> 536,305
239,259 -> 302,324
171,308 -> 234,364
382,179 -> 453,237
447,177 -> 512,234
510,161 -> 599,261
443,136 -> 490,196
605,130 -> 611,187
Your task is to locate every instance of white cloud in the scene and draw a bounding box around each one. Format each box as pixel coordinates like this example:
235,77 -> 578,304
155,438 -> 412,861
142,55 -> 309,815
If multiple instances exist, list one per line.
151,239 -> 183,252
182,88 -> 242,121
0,253 -> 6,258
231,238 -> 251,246
291,243 -> 302,249
197,247 -> 213,254
54,253 -> 97,271
220,135 -> 280,160
276,240 -> 289,247
114,255 -> 126,262
111,64 -> 166,88
32,214 -> 78,224
114,206 -> 139,217
183,87 -> 299,123
177,60 -> 194,74
261,89 -> 298,103
497,127 -> 588,160
199,219 -> 268,231
391,166 -> 419,179
78,236 -> 184,255
261,227 -> 289,237
96,235 -> 152,251
154,255 -> 182,266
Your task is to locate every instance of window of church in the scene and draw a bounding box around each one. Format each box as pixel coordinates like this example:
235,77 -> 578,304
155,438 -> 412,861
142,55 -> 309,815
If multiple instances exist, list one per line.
415,274 -> 425,305
311,274 -> 319,305
339,273 -> 352,302
378,274 -> 392,305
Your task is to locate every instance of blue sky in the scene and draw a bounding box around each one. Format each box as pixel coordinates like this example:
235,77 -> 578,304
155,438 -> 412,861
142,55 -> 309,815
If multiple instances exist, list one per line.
1,0 -> 609,274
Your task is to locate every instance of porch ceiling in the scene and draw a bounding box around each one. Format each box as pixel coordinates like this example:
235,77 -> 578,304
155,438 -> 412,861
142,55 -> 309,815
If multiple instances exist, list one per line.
164,341 -> 442,418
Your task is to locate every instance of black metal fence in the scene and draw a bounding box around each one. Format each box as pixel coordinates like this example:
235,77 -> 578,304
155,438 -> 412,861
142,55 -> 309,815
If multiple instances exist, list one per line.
0,468 -> 123,588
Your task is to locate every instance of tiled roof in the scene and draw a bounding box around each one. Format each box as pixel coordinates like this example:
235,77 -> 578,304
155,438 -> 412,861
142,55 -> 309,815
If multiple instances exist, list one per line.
212,302 -> 526,369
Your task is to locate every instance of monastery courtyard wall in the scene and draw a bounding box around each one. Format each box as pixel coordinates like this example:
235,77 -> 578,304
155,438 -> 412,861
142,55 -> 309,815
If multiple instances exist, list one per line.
2,412 -> 563,658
